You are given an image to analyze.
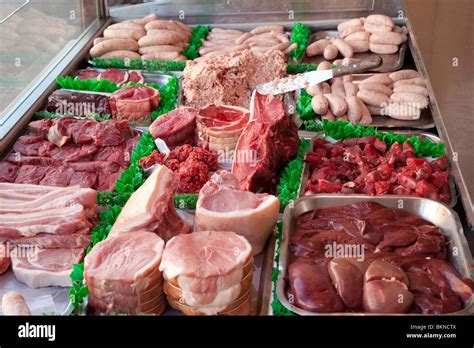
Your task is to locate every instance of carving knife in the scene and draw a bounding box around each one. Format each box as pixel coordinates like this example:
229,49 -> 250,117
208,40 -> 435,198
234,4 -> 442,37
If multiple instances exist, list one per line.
256,55 -> 383,95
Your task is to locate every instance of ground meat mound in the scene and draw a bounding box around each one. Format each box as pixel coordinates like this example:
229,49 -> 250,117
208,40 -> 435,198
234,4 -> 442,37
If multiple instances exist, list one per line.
182,49 -> 286,109
139,145 -> 218,193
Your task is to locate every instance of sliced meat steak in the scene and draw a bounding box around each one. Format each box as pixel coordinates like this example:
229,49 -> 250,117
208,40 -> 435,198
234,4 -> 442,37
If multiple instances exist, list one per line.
195,104 -> 249,153
97,68 -> 128,86
75,68 -> 100,80
195,171 -> 279,255
128,70 -> 144,84
46,90 -> 111,117
109,86 -> 160,124
11,247 -> 85,288
149,107 -> 198,147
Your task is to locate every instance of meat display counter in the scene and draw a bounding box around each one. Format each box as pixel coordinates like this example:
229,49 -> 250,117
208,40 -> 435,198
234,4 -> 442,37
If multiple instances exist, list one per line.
0,0 -> 472,319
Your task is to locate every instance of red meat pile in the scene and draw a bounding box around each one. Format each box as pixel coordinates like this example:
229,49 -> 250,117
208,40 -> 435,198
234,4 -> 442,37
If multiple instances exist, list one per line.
139,144 -> 217,193
0,117 -> 139,191
304,136 -> 450,204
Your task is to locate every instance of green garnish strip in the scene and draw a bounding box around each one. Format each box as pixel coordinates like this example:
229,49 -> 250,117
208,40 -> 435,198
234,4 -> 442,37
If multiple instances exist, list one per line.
92,58 -> 187,72
181,25 -> 211,60
276,138 -> 310,213
289,23 -> 312,61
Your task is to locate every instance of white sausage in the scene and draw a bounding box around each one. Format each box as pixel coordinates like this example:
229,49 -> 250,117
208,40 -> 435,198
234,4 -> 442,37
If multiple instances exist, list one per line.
357,89 -> 390,107
359,82 -> 393,96
347,40 -> 370,53
311,94 -> 329,114
370,32 -> 405,45
392,77 -> 426,87
306,39 -> 331,57
390,92 -> 429,108
324,44 -> 339,60
362,73 -> 392,85
317,61 -> 333,71
364,22 -> 393,33
344,31 -> 370,42
2,292 -> 31,315
389,69 -> 421,81
393,84 -> 429,97
337,18 -> 364,33
346,96 -> 363,123
369,43 -> 399,54
332,38 -> 353,58
324,93 -> 348,117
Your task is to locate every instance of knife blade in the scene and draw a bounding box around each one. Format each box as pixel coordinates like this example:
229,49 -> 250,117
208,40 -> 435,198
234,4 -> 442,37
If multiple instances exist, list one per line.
256,55 -> 383,95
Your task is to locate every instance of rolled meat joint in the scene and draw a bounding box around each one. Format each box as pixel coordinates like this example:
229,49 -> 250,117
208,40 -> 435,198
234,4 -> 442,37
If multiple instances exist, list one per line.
195,171 -> 279,255
159,231 -> 253,316
109,86 -> 160,124
363,260 -> 414,313
84,231 -> 166,315
2,292 -> 31,315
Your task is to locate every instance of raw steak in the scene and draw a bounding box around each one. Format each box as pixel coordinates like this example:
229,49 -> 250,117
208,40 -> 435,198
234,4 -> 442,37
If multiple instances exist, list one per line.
97,68 -> 128,86
46,90 -> 111,117
149,107 -> 197,147
11,247 -> 85,288
109,86 -> 160,124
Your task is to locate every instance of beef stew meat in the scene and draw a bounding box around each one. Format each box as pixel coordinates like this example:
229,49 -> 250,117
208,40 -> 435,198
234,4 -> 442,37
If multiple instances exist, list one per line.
304,137 -> 451,204
287,202 -> 473,314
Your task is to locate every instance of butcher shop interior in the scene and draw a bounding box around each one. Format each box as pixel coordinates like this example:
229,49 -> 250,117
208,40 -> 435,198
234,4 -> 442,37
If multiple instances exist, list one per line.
0,0 -> 472,344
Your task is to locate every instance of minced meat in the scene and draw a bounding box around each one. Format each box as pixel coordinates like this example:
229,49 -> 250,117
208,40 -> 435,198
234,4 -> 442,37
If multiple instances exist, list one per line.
182,49 -> 286,109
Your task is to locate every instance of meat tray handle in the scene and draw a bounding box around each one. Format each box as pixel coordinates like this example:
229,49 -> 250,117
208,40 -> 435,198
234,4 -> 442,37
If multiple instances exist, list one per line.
332,55 -> 383,77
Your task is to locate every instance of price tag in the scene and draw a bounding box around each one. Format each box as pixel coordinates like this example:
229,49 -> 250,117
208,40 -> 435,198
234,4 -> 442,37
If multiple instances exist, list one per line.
154,138 -> 170,159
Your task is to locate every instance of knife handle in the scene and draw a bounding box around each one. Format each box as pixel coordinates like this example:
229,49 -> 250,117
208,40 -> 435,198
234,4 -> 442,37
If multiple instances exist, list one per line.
332,55 -> 383,77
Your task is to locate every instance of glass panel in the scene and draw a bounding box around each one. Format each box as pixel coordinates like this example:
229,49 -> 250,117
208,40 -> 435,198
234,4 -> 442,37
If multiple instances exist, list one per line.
0,0 -> 99,121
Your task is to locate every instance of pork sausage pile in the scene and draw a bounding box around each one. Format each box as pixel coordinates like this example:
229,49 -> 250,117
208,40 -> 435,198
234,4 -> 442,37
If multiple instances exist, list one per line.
306,14 -> 408,59
198,26 -> 294,60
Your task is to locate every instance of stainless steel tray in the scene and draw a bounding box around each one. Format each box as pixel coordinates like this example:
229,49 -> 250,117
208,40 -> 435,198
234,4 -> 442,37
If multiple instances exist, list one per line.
298,131 -> 457,208
277,194 -> 474,316
302,30 -> 407,73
